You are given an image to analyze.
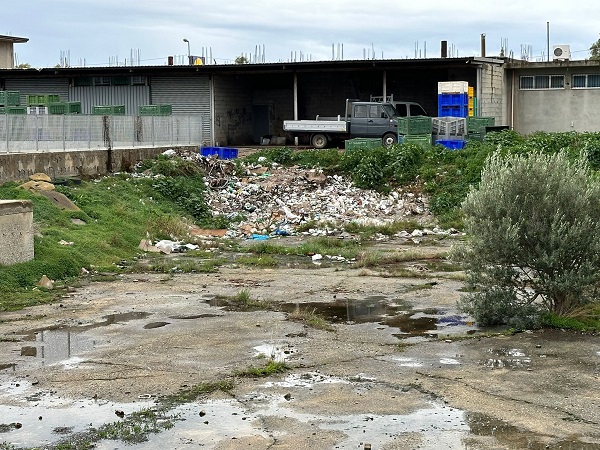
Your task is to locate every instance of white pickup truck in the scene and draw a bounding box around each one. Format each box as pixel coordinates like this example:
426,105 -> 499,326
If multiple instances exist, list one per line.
283,98 -> 427,149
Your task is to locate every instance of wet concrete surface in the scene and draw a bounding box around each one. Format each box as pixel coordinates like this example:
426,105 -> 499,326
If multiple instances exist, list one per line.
1,238 -> 600,448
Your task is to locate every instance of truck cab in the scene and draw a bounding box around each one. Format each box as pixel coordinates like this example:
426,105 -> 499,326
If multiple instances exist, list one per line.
348,101 -> 398,146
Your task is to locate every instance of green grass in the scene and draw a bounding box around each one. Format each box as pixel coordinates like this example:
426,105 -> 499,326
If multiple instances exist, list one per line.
235,359 -> 289,377
286,306 -> 335,331
541,306 -> 600,332
236,254 -> 277,267
0,172 -> 220,311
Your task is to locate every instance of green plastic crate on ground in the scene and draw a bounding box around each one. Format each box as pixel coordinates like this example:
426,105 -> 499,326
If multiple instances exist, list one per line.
466,116 -> 495,133
0,106 -> 27,114
0,91 -> 20,106
345,138 -> 382,151
49,102 -> 82,114
26,94 -> 61,106
397,116 -> 433,135
402,134 -> 432,149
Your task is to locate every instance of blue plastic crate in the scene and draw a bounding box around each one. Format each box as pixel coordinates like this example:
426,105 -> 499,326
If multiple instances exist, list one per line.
435,139 -> 466,150
438,105 -> 469,118
217,147 -> 238,159
438,93 -> 468,107
199,146 -> 238,159
200,147 -> 219,157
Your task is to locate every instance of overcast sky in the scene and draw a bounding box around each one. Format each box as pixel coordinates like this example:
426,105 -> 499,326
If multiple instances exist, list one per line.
6,1 -> 600,68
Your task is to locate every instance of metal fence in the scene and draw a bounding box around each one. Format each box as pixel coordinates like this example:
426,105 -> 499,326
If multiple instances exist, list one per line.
0,114 -> 209,153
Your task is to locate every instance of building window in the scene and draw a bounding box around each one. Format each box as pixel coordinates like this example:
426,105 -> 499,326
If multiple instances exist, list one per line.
73,77 -> 92,87
94,77 -> 111,86
520,75 -> 564,90
131,76 -> 147,86
572,74 -> 600,88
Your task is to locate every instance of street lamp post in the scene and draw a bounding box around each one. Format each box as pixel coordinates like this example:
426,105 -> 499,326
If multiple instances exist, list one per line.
183,38 -> 190,64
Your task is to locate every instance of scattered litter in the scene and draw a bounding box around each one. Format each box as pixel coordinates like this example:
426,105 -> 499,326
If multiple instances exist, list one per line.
59,240 -> 74,246
311,254 -> 323,261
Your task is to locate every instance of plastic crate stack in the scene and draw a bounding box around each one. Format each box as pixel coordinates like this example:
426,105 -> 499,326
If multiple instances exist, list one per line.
345,138 -> 382,151
438,81 -> 469,118
397,116 -> 432,148
436,81 -> 469,149
433,117 -> 467,149
0,90 -> 26,115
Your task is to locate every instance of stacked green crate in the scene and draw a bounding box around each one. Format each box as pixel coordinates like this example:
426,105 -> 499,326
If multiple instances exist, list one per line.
0,91 -> 20,106
0,106 -> 27,114
138,104 -> 173,116
345,138 -> 382,151
397,116 -> 432,135
92,105 -> 126,115
26,94 -> 60,106
49,102 -> 82,115
398,116 -> 432,148
466,117 -> 495,141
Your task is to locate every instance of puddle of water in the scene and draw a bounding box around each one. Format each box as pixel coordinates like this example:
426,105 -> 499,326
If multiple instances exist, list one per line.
253,343 -> 296,362
168,314 -> 219,320
0,390 -> 153,448
276,298 -> 477,339
12,312 -> 152,370
94,399 -> 267,450
482,348 -> 531,370
143,322 -> 170,329
20,330 -> 99,367
466,412 -> 590,449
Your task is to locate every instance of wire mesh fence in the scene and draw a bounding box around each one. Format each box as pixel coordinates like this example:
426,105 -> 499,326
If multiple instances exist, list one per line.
0,114 -> 208,153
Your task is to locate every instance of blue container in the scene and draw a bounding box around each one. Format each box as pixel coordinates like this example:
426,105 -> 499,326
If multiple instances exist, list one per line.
199,146 -> 238,159
200,147 -> 219,157
438,105 -> 469,118
217,147 -> 238,159
438,93 -> 468,107
435,139 -> 466,150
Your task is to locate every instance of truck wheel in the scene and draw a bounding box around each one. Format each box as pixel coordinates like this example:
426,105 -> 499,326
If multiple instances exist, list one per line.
382,133 -> 397,147
311,133 -> 328,149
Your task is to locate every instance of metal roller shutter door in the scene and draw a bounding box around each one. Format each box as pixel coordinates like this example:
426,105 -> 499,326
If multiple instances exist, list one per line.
150,76 -> 211,140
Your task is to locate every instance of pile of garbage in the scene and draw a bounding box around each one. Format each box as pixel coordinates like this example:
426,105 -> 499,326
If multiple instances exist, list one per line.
159,149 -> 442,238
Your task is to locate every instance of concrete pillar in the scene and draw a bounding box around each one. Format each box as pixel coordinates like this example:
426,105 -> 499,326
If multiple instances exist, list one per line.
0,200 -> 34,265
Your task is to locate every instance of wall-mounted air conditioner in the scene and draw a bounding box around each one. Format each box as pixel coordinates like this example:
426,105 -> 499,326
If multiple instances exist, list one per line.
553,45 -> 571,61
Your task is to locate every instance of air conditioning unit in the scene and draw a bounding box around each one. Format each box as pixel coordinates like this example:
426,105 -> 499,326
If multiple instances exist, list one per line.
553,45 -> 571,61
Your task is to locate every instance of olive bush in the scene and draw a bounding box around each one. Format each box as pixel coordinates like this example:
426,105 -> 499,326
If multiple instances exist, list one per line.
454,151 -> 600,327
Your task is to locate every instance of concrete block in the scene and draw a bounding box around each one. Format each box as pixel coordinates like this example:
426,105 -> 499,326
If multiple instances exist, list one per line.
0,200 -> 34,265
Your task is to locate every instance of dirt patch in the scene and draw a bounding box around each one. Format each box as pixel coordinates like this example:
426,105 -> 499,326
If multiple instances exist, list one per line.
1,237 -> 599,449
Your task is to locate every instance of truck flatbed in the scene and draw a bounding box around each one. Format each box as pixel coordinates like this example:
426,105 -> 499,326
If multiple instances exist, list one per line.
283,120 -> 348,133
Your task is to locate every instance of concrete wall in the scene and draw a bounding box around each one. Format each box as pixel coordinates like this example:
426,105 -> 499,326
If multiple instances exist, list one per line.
0,200 -> 33,265
479,63 -> 505,124
213,75 -> 254,146
0,41 -> 13,69
511,66 -> 600,134
0,146 -> 197,183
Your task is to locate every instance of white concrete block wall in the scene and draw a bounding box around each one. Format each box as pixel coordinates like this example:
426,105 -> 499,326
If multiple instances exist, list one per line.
0,200 -> 34,265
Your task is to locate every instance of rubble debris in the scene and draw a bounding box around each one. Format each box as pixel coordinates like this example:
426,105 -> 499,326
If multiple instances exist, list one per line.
37,275 -> 54,289
29,173 -> 52,182
133,149 -> 462,239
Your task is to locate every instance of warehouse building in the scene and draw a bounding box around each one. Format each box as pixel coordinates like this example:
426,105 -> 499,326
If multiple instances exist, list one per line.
0,35 -> 599,147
